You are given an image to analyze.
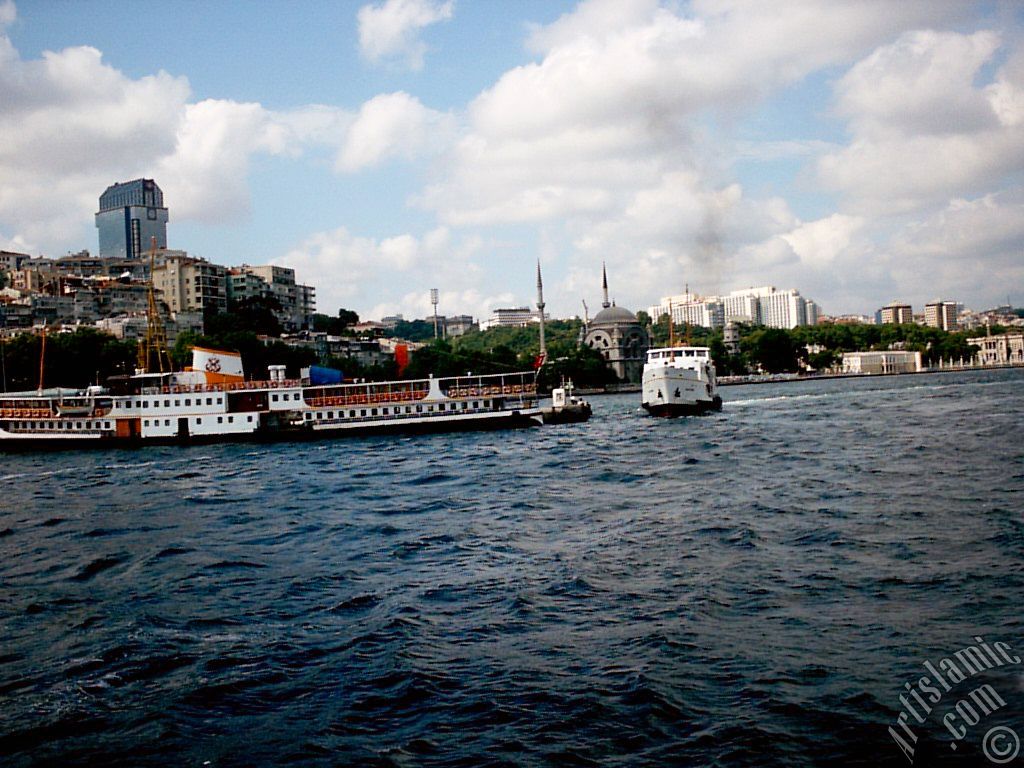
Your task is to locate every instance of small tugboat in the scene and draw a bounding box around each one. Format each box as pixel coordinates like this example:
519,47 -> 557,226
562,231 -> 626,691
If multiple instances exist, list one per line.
541,379 -> 592,424
532,260 -> 592,426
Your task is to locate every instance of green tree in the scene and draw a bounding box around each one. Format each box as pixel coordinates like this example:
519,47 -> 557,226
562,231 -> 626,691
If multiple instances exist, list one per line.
208,295 -> 283,337
0,328 -> 137,391
742,327 -> 800,373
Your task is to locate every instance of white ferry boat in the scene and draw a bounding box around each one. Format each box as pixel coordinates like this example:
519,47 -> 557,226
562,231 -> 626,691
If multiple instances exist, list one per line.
641,346 -> 722,417
0,346 -> 542,449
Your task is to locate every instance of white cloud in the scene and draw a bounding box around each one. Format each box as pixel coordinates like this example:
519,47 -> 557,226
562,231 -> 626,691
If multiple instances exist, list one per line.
0,36 -> 191,248
156,100 -> 292,224
781,214 -> 864,269
416,0 -> 969,313
281,224 -> 505,318
835,30 -> 1001,137
0,0 -> 15,28
357,0 -> 453,70
818,30 -> 1024,214
337,91 -> 452,172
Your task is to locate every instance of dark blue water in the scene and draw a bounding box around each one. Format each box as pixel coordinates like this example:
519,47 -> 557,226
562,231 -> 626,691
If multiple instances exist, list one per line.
1,369 -> 1022,767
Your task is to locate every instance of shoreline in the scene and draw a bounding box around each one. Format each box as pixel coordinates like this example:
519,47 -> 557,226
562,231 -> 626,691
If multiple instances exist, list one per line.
573,362 -> 1024,396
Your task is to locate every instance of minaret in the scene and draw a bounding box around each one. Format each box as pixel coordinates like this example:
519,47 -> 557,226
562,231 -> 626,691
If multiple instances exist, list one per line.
602,262 -> 610,309
536,260 -> 547,360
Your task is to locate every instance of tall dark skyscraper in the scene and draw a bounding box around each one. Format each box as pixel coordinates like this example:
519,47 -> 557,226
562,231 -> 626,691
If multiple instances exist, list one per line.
95,178 -> 168,259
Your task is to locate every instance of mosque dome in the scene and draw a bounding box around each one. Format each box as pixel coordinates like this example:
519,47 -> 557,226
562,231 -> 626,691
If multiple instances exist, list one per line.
591,305 -> 638,325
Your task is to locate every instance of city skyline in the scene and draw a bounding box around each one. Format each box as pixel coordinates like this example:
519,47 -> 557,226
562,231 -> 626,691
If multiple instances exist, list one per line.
0,0 -> 1022,321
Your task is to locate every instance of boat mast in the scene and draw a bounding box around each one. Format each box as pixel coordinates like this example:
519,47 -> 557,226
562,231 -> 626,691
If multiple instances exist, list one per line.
138,237 -> 172,374
536,260 -> 546,364
37,325 -> 46,394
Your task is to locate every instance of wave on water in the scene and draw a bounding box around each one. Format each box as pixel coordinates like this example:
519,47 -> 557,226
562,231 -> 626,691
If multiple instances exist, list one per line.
0,369 -> 1021,766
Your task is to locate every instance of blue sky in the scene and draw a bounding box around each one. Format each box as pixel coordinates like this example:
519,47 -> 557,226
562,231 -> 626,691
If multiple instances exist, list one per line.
1,0 -> 1022,321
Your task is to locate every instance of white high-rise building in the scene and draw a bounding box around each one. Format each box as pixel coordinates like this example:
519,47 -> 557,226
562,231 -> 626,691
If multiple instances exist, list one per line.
757,289 -> 806,329
804,299 -> 820,326
647,293 -> 724,329
649,285 -> 818,330
723,292 -> 760,323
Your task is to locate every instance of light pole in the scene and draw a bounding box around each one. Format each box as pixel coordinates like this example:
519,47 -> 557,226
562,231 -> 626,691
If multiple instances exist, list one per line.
430,288 -> 439,339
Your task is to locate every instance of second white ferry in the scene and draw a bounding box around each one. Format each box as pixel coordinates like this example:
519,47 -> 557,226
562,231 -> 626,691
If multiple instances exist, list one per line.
641,346 -> 722,417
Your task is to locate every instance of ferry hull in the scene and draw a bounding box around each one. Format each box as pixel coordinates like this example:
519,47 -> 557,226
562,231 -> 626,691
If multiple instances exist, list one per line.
641,398 -> 721,418
0,410 -> 542,451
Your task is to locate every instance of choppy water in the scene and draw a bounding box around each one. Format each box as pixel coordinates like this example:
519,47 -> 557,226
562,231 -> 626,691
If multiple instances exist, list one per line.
1,369 -> 1022,767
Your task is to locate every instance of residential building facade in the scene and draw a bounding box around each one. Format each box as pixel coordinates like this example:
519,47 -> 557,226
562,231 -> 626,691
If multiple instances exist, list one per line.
151,253 -> 227,315
879,302 -> 913,324
924,300 -> 958,331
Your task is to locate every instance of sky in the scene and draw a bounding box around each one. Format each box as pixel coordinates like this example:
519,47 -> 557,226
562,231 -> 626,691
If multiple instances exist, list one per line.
1,0 -> 1023,321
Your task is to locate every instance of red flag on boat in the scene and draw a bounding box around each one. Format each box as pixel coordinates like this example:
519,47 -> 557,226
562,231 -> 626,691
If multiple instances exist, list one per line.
533,352 -> 547,370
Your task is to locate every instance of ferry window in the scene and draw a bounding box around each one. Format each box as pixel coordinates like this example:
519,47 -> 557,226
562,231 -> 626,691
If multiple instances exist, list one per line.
144,420 -> 149,427
371,408 -> 378,416
461,402 -> 468,410
317,413 -> 324,420
416,405 -> 422,413
328,412 -> 334,419
217,397 -> 222,404
247,416 -> 253,422
164,400 -> 170,407
293,393 -> 300,400
272,394 -> 279,402
217,416 -> 223,424
382,408 -> 388,415
196,418 -> 202,424
175,400 -> 180,406
228,416 -> 234,424
206,398 -> 213,405
185,399 -> 191,406
104,422 -> 110,429
164,419 -> 170,426
142,401 -> 148,409
360,409 -> 367,417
